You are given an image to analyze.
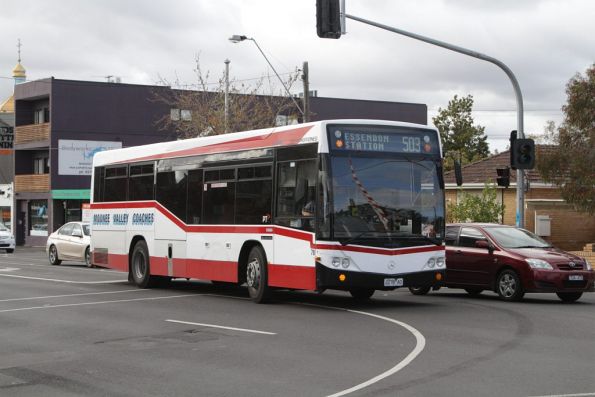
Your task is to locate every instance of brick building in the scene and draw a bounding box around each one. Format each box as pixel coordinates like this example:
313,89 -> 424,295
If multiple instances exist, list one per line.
444,148 -> 595,251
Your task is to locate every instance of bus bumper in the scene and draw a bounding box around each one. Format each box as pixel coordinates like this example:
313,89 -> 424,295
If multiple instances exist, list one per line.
316,263 -> 445,291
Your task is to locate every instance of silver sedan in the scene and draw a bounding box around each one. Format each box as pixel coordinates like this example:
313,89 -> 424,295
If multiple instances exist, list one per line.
46,222 -> 92,267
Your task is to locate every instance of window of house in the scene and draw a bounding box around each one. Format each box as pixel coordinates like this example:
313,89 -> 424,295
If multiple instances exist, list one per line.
33,157 -> 49,174
170,109 -> 180,121
180,109 -> 192,121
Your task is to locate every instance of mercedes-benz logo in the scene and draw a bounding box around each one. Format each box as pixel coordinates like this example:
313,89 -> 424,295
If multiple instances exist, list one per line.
568,262 -> 576,268
388,261 -> 396,270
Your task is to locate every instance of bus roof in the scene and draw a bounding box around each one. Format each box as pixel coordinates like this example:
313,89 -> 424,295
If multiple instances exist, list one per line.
92,119 -> 437,167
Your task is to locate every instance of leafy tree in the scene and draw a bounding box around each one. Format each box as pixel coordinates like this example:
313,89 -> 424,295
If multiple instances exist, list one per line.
432,94 -> 490,171
447,183 -> 504,223
537,64 -> 595,214
153,55 -> 301,139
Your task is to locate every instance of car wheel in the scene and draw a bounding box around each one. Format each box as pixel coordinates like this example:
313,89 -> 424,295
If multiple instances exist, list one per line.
464,288 -> 483,296
130,240 -> 157,288
246,246 -> 271,303
85,247 -> 93,268
48,245 -> 61,266
408,286 -> 431,296
6,249 -> 14,254
349,288 -> 375,300
496,269 -> 524,301
556,292 -> 583,303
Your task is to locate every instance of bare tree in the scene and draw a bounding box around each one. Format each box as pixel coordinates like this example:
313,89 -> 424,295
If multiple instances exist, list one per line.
153,55 -> 301,139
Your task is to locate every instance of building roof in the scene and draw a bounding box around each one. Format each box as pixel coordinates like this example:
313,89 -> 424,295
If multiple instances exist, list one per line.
12,62 -> 26,78
443,145 -> 556,185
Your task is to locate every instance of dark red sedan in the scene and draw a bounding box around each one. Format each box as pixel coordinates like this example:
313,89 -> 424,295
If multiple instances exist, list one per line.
410,223 -> 594,302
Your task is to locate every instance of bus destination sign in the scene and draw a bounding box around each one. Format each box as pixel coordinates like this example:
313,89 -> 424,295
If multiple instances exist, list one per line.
330,127 -> 439,155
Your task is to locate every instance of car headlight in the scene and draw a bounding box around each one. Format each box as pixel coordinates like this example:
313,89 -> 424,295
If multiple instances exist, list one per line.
585,259 -> 592,271
526,258 -> 553,270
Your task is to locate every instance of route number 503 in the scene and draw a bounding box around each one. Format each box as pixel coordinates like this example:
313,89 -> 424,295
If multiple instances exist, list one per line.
402,136 -> 421,153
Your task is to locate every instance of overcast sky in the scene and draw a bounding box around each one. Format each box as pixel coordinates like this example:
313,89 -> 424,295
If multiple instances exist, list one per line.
1,0 -> 593,152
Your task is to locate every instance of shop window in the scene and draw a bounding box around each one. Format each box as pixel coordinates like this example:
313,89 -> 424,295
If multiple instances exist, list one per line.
29,200 -> 48,236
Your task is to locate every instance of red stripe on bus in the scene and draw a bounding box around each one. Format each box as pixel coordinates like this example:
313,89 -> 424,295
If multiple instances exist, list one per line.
117,125 -> 314,164
107,253 -> 128,272
90,201 -> 314,242
186,259 -> 238,282
268,264 -> 316,290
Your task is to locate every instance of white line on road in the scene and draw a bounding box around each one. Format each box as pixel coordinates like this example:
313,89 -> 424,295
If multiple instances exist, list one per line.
0,294 -> 199,313
0,289 -> 144,303
0,260 -> 122,273
0,273 -> 127,284
528,393 -> 595,397
165,319 -> 276,335
295,303 -> 426,397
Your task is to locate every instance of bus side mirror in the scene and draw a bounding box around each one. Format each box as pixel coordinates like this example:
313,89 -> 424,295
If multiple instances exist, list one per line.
454,161 -> 463,186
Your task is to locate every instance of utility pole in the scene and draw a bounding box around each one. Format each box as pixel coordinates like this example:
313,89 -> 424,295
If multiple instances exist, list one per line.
302,61 -> 310,122
339,12 -> 526,228
224,59 -> 230,133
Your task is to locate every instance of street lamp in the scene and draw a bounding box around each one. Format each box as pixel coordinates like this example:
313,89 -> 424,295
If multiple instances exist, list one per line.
229,34 -> 305,119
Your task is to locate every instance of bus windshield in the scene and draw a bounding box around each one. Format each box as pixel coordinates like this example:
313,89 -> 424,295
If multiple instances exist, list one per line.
330,155 -> 444,244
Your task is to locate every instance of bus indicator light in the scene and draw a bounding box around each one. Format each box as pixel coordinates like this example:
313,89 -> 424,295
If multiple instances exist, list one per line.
424,143 -> 432,153
339,274 -> 346,282
336,140 -> 344,148
435,272 -> 443,281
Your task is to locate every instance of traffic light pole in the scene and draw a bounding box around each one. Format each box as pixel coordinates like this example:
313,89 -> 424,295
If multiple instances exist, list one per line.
343,13 -> 526,228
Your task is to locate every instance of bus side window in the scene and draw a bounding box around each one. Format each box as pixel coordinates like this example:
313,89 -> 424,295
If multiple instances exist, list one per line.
186,169 -> 203,224
276,159 -> 316,230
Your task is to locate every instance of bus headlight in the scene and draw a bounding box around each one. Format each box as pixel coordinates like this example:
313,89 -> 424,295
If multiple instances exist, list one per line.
341,258 -> 350,269
436,257 -> 445,268
332,257 -> 341,267
426,258 -> 436,269
423,256 -> 444,270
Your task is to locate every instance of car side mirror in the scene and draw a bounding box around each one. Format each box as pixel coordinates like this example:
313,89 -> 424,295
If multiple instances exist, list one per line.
475,239 -> 494,253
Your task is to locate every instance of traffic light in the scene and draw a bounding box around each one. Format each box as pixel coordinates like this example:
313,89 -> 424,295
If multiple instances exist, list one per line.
496,167 -> 510,188
316,0 -> 342,39
511,138 -> 535,170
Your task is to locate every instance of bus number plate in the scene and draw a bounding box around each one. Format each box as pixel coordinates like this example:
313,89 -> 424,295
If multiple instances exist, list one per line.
384,278 -> 403,287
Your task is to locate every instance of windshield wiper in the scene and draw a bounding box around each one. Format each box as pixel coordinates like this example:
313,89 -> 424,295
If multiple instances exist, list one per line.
396,235 -> 443,246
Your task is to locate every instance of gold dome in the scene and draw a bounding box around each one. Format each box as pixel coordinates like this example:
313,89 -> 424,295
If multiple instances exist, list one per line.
12,62 -> 26,78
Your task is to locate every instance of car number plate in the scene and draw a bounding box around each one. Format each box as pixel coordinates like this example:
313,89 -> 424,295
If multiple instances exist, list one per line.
569,275 -> 583,281
384,278 -> 404,287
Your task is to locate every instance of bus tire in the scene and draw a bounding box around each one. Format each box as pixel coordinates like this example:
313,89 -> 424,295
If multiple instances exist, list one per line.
131,240 -> 157,288
246,246 -> 271,303
349,288 -> 375,300
408,286 -> 431,296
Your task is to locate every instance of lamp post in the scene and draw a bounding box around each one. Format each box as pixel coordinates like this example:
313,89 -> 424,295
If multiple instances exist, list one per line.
229,35 -> 305,121
224,59 -> 230,133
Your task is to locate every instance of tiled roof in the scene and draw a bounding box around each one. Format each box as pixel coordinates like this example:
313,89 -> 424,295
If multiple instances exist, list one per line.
443,145 -> 556,185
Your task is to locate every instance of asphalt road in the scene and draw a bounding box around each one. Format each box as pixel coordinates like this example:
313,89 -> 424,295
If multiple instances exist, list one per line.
0,248 -> 594,397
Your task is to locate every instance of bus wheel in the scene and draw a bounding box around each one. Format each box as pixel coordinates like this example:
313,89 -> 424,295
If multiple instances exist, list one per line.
131,240 -> 157,288
349,288 -> 375,300
246,246 -> 271,303
408,286 -> 431,296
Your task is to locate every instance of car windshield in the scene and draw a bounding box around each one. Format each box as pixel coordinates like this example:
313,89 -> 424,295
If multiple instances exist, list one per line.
82,224 -> 91,236
331,155 -> 444,242
486,226 -> 551,248
0,224 -> 8,232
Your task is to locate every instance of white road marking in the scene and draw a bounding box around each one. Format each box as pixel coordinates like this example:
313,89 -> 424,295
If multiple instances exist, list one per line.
0,267 -> 20,272
0,260 -> 121,273
0,294 -> 199,313
528,393 -> 595,397
0,273 -> 127,284
0,289 -> 143,302
166,319 -> 276,335
296,303 -> 425,397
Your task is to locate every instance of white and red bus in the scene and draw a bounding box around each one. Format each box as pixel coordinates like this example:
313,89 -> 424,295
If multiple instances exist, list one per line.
90,120 -> 446,302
